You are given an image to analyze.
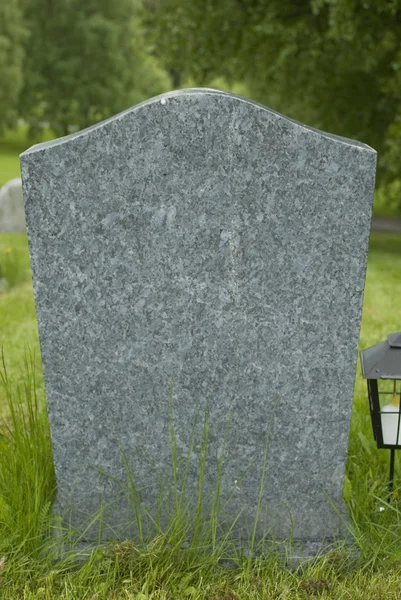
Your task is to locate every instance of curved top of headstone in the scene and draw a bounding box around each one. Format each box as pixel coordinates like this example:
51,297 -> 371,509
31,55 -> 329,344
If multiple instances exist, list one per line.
21,88 -> 376,157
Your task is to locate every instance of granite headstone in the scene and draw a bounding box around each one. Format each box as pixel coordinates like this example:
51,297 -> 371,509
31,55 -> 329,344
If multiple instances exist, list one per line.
20,89 -> 376,553
0,178 -> 26,232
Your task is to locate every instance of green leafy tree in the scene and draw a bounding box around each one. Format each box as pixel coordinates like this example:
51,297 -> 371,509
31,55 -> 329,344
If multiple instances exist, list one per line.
0,0 -> 26,131
144,0 -> 245,87
19,0 -> 171,135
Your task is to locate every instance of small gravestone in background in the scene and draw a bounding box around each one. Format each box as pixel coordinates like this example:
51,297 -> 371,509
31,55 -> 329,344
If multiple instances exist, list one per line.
0,178 -> 26,232
20,89 -> 376,556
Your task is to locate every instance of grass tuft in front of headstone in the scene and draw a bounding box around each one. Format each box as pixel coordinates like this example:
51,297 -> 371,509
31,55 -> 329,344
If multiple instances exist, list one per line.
3,350 -> 401,597
0,350 -> 287,597
90,382 -> 278,573
343,447 -> 401,568
0,349 -> 56,558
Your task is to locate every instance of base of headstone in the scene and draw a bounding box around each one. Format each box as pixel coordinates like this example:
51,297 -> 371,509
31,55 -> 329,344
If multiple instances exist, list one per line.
48,527 -> 358,570
48,519 -> 109,564
277,538 -> 359,570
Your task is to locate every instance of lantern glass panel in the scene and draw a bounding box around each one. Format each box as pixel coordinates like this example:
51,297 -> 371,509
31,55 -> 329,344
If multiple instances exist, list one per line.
378,380 -> 401,446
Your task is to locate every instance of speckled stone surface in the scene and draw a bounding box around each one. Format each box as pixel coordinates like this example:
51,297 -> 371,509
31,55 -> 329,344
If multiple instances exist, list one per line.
20,89 -> 376,548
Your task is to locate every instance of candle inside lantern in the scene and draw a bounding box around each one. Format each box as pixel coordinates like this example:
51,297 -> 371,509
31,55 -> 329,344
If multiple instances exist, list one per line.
381,392 -> 401,445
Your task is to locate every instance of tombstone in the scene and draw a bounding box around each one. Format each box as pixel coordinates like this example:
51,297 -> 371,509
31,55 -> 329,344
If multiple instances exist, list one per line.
20,89 -> 376,557
0,178 -> 26,232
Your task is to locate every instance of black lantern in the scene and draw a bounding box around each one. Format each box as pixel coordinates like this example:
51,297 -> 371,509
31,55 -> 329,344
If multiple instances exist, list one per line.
360,332 -> 401,489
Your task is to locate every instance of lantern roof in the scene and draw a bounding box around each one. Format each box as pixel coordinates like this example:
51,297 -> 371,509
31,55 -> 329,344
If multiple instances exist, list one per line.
360,332 -> 401,379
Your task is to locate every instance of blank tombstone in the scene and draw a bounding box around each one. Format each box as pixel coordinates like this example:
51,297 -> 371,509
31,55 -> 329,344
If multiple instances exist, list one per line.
20,89 -> 376,555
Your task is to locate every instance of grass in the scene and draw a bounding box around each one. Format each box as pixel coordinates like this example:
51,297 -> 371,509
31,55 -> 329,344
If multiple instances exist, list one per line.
0,233 -> 32,291
345,233 -> 401,566
0,234 -> 40,417
0,352 -> 56,555
0,231 -> 400,597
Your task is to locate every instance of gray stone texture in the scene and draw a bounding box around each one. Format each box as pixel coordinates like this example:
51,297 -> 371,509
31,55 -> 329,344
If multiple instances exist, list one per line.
0,178 -> 26,232
20,89 -> 376,547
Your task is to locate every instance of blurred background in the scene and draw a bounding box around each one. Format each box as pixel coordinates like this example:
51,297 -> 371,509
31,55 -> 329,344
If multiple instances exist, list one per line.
0,0 -> 401,217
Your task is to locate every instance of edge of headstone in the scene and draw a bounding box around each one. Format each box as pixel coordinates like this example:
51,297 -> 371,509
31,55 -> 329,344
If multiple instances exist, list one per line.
20,88 -> 377,160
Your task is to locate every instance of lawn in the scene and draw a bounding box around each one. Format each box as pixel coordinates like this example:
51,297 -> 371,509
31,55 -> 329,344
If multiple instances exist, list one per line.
0,231 -> 400,598
0,233 -> 42,418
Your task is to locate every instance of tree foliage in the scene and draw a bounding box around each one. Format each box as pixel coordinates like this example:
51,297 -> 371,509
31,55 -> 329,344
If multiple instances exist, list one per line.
0,0 -> 26,131
18,0 -> 171,135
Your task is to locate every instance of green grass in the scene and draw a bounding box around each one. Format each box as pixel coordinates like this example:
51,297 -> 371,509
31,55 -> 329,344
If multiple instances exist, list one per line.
0,234 -> 41,417
0,233 -> 32,291
345,233 -> 401,565
0,231 -> 401,598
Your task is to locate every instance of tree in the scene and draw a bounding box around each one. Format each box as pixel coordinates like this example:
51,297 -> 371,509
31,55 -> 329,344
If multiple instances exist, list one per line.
143,0 -> 246,87
0,0 -> 26,131
19,0 -> 171,135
